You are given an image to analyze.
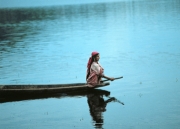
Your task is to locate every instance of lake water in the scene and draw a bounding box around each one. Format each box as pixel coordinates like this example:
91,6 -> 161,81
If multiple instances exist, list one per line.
0,0 -> 180,128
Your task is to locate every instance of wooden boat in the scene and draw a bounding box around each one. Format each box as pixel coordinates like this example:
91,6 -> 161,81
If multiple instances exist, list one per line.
0,76 -> 123,102
0,82 -> 110,97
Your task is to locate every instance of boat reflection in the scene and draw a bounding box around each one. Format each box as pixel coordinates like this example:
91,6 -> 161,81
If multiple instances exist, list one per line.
0,88 -> 124,128
0,88 -> 123,103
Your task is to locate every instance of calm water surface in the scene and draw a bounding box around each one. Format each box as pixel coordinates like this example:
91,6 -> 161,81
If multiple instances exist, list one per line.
0,0 -> 180,128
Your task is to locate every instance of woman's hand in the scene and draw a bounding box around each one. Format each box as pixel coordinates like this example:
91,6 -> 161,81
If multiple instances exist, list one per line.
109,77 -> 115,81
102,75 -> 115,81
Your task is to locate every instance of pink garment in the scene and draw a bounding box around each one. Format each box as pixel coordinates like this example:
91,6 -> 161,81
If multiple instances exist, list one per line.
87,62 -> 104,87
86,51 -> 99,80
87,51 -> 99,71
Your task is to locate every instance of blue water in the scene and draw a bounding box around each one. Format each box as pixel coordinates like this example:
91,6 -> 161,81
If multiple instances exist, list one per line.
0,0 -> 180,129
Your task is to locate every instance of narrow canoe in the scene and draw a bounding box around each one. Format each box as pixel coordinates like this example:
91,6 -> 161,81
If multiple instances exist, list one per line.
0,82 -> 110,97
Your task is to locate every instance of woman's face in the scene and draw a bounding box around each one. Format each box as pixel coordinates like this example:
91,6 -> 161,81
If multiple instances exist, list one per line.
95,54 -> 100,62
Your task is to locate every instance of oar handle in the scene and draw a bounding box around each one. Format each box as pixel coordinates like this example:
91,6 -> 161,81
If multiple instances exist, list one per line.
101,76 -> 123,82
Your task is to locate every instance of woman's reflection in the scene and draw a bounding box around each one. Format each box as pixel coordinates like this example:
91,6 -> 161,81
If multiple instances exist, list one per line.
87,89 -> 124,128
0,87 -> 124,129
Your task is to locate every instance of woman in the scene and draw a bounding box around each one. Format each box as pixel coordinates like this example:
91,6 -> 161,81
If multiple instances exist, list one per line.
86,51 -> 114,87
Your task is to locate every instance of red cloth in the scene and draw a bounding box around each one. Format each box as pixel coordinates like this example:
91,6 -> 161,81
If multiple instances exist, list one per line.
87,62 -> 104,87
91,51 -> 99,56
87,51 -> 99,69
87,68 -> 103,87
87,70 -> 99,86
86,51 -> 99,80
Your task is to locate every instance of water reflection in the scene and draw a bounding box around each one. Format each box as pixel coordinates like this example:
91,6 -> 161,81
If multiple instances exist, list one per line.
0,88 -> 124,104
87,90 -> 124,128
0,88 -> 124,128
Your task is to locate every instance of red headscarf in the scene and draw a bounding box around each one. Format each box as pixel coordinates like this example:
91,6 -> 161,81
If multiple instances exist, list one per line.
86,51 -> 99,79
87,51 -> 99,69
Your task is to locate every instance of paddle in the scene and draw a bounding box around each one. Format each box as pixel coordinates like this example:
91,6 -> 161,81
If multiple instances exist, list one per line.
106,96 -> 125,105
101,76 -> 123,82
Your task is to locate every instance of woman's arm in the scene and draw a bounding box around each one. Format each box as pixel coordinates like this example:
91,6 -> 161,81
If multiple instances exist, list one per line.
91,62 -> 114,81
102,75 -> 114,81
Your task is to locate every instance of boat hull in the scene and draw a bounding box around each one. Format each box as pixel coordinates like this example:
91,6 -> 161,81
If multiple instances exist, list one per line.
0,82 -> 110,97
